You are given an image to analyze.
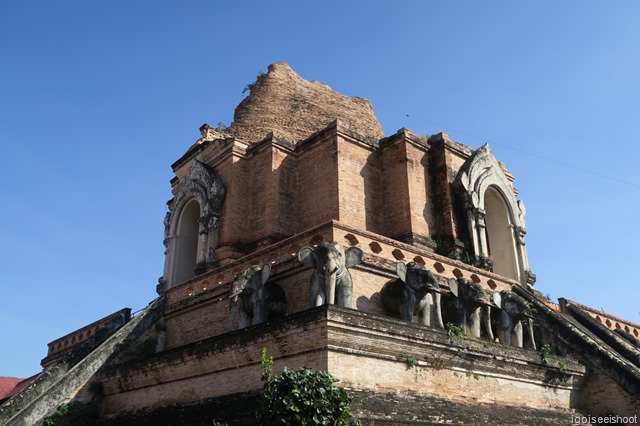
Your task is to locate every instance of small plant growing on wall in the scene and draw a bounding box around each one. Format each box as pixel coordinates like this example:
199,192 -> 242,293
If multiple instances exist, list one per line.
115,337 -> 156,364
445,322 -> 465,340
397,352 -> 418,369
43,401 -> 99,426
242,70 -> 266,95
258,348 -> 360,425
540,344 -> 571,372
540,344 -> 553,365
474,253 -> 493,271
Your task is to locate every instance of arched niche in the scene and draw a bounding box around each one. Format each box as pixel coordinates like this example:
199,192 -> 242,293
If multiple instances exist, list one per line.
454,144 -> 534,286
160,160 -> 226,291
172,199 -> 201,285
484,187 -> 518,280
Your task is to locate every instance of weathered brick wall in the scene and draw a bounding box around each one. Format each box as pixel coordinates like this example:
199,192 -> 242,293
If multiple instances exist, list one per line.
405,136 -> 433,243
336,134 -> 380,233
230,62 -> 384,144
100,388 -> 580,426
164,114 -> 499,274
379,134 -> 412,240
294,133 -> 340,233
241,140 -> 274,246
349,389 -> 579,426
426,135 -> 457,241
376,129 -> 435,247
100,309 -> 332,417
581,370 -> 640,416
99,306 -> 587,424
162,221 -> 518,350
214,147 -> 249,260
271,143 -> 297,241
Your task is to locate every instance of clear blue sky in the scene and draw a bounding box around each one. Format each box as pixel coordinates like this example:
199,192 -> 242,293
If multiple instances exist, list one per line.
2,2 -> 639,377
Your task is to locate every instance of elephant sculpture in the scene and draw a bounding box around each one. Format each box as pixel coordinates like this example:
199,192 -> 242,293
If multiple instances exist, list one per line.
493,290 -> 536,350
228,264 -> 287,331
297,242 -> 363,308
448,278 -> 495,340
381,262 -> 444,328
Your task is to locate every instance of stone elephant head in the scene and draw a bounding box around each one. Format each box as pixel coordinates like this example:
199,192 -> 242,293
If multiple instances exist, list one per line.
493,290 -> 536,350
381,262 -> 444,328
297,242 -> 363,308
227,264 -> 287,331
448,278 -> 495,341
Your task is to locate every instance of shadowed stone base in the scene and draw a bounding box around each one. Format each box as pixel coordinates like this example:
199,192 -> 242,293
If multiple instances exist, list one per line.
101,389 -> 577,426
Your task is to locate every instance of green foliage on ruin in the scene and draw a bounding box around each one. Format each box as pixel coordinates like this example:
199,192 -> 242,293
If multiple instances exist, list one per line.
115,337 -> 156,364
473,253 -> 493,271
540,343 -> 570,372
540,343 -> 553,364
397,352 -> 418,369
445,322 -> 465,340
43,401 -> 99,426
242,70 -> 266,95
258,348 -> 360,426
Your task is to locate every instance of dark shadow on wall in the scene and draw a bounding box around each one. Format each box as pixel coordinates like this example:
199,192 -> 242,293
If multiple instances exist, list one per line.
360,150 -> 383,235
356,292 -> 384,317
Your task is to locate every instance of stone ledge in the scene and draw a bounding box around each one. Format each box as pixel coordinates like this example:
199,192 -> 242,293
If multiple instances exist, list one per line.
98,305 -> 585,417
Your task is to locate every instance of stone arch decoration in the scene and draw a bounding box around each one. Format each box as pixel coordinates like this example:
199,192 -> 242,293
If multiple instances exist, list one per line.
454,144 -> 535,286
159,160 -> 225,292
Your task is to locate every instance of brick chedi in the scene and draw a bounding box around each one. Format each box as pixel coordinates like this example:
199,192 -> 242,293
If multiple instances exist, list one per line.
230,62 -> 384,144
2,63 -> 638,426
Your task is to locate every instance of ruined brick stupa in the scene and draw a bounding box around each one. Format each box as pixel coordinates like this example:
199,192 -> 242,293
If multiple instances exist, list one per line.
1,62 -> 639,426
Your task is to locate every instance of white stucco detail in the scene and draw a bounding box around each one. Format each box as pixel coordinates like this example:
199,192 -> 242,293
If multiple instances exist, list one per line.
455,144 -> 534,286
161,160 -> 225,290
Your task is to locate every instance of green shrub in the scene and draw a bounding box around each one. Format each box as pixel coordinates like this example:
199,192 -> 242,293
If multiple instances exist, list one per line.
43,401 -> 99,426
397,352 -> 418,369
258,349 -> 359,425
445,322 -> 465,340
116,337 -> 156,364
540,343 -> 553,364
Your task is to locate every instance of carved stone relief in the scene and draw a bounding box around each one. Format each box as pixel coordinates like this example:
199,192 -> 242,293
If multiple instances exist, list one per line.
159,160 -> 225,292
455,144 -> 533,286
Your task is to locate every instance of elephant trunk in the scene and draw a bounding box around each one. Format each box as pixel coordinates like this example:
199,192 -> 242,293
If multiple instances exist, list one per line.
325,269 -> 337,305
468,307 -> 482,338
433,292 -> 444,328
484,305 -> 494,341
228,296 -> 238,331
527,318 -> 537,350
499,310 -> 512,346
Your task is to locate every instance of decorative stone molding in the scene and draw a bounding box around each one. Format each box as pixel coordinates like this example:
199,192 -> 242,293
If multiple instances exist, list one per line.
455,144 -> 533,285
160,160 -> 225,291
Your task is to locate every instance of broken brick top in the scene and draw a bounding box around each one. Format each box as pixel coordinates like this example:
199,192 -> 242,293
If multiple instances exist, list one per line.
229,62 -> 384,144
